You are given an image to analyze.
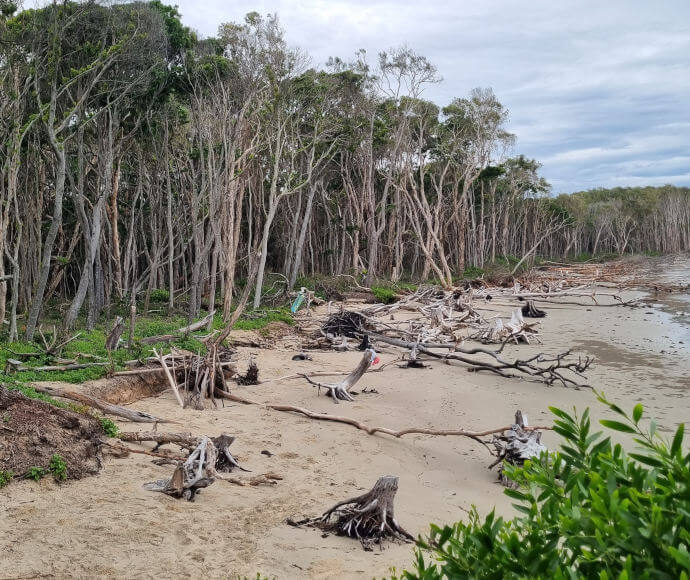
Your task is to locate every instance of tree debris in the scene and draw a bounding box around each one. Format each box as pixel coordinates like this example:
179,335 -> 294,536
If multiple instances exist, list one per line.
288,475 -> 413,549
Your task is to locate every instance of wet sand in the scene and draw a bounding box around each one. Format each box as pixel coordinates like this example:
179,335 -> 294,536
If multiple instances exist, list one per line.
1,257 -> 688,579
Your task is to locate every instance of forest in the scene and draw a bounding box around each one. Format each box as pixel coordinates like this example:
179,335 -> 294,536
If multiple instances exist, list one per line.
1,1 -> 689,340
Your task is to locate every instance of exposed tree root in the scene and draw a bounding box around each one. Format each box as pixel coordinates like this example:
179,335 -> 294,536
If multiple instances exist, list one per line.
288,475 -> 413,550
301,349 -> 376,402
490,411 -> 547,487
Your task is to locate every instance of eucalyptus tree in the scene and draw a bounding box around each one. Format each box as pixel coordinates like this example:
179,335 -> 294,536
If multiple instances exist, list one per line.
441,88 -> 514,272
6,2 -> 165,337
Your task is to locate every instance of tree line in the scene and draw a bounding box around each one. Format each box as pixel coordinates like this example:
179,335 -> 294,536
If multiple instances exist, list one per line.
1,1 -> 688,340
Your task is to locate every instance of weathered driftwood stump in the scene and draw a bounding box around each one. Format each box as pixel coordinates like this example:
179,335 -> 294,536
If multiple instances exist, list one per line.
521,299 -> 546,318
491,411 -> 546,487
289,475 -> 413,550
302,349 -> 375,402
236,358 -> 259,385
144,436 -> 217,501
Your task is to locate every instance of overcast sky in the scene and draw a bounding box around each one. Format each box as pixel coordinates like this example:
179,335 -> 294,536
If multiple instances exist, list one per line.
176,0 -> 690,193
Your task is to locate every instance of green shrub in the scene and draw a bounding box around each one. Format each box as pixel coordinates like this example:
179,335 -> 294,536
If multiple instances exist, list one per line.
149,289 -> 170,302
401,395 -> 688,579
0,470 -> 13,488
372,286 -> 397,304
26,466 -> 46,481
100,417 -> 120,438
462,265 -> 485,279
49,454 -> 67,482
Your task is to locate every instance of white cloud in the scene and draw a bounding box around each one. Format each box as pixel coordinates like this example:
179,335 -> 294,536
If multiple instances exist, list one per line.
175,0 -> 690,192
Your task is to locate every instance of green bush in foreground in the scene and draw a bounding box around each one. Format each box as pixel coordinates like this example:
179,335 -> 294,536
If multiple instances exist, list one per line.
396,394 -> 689,579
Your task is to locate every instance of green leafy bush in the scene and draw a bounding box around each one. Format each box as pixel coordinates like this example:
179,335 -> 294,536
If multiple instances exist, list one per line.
49,454 -> 67,482
149,289 -> 170,303
400,395 -> 689,579
0,470 -> 13,488
26,466 -> 46,481
372,286 -> 397,304
100,417 -> 120,438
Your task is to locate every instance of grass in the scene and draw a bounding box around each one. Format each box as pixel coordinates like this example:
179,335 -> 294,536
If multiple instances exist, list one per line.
0,307 -> 294,387
371,286 -> 397,304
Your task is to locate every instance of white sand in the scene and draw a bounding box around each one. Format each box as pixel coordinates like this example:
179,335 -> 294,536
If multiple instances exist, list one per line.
1,263 -> 688,579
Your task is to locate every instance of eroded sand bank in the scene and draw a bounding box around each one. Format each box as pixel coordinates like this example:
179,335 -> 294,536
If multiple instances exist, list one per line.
1,257 -> 688,579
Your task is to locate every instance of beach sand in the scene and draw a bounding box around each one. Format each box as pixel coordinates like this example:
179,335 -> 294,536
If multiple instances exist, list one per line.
1,256 -> 688,579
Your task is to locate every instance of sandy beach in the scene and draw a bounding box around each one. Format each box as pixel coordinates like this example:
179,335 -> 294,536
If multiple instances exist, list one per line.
1,256 -> 688,579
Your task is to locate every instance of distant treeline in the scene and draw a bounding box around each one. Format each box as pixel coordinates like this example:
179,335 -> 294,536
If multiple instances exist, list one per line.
547,185 -> 690,258
1,2 -> 688,340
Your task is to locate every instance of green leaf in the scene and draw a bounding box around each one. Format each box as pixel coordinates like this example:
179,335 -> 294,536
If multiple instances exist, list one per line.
632,404 -> 643,424
671,423 -> 685,456
669,545 -> 690,571
629,453 -> 664,468
600,420 -> 636,434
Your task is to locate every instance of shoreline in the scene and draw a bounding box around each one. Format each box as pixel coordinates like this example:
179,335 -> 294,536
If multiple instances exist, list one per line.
1,256 -> 688,579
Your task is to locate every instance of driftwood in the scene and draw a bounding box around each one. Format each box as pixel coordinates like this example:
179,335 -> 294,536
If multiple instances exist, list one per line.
137,432 -> 278,493
289,475 -> 413,550
30,384 -> 171,423
490,411 -> 547,487
5,359 -> 109,373
214,388 -> 551,445
236,358 -> 259,385
140,311 -> 215,344
521,300 -> 546,318
144,436 -> 216,501
301,349 -> 375,402
369,333 -> 591,389
106,316 -> 125,351
153,348 -> 185,408
37,325 -> 82,357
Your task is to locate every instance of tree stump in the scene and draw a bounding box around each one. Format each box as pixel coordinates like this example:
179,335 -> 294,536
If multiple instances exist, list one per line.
302,349 -> 376,402
491,411 -> 546,487
289,475 -> 413,550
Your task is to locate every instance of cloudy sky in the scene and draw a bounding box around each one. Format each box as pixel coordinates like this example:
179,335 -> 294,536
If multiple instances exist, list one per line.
176,0 -> 690,193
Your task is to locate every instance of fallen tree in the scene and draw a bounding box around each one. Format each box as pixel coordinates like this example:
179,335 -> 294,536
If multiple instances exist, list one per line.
30,384 -> 172,423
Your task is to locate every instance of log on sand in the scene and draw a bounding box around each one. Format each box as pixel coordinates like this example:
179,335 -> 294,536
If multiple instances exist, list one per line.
31,384 -> 171,423
140,311 -> 215,344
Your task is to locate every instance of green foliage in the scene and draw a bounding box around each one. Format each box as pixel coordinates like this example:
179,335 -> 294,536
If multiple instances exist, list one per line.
372,286 -> 397,304
148,289 -> 170,303
49,454 -> 67,482
402,397 -> 689,579
0,470 -> 13,487
100,417 -> 120,438
26,466 -> 46,481
232,309 -> 294,330
461,266 -> 484,279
